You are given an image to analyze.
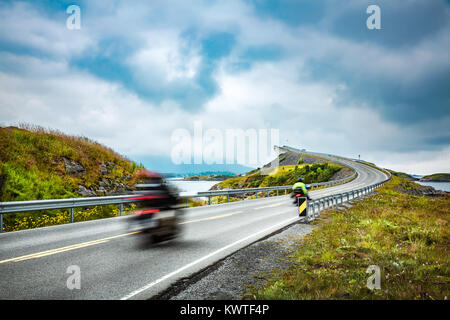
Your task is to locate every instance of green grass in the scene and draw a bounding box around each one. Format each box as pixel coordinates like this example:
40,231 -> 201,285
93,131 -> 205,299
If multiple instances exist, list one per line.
248,176 -> 449,300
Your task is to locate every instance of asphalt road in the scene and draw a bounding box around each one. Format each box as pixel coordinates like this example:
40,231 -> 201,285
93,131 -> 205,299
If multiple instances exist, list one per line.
0,159 -> 388,300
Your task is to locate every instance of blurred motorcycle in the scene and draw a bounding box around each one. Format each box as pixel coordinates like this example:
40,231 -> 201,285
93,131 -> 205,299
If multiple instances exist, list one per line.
127,170 -> 182,244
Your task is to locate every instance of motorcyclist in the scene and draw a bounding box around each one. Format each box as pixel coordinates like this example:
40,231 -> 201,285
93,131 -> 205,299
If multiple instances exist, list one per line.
129,170 -> 180,235
131,170 -> 178,210
291,177 -> 311,204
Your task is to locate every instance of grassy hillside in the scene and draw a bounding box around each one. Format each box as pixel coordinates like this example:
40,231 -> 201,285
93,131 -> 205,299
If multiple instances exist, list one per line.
0,125 -> 146,231
387,169 -> 418,181
212,162 -> 343,190
0,125 -> 143,202
249,176 -> 449,300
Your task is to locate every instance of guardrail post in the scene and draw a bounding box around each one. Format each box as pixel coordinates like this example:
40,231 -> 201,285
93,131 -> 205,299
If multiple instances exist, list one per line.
242,193 -> 245,201
255,192 -> 258,199
312,202 -> 315,218
208,196 -> 211,205
227,193 -> 230,203
0,214 -> 3,233
276,188 -> 279,196
120,203 -> 123,216
70,207 -> 74,223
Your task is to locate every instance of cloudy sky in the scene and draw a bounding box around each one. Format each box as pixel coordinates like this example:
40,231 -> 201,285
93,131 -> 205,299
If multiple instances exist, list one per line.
0,0 -> 449,174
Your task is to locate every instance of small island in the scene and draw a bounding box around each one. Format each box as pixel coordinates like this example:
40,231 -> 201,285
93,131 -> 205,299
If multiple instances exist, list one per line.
183,174 -> 241,181
419,173 -> 450,182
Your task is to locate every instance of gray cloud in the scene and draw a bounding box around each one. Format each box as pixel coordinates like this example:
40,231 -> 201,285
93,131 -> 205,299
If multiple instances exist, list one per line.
0,0 -> 448,174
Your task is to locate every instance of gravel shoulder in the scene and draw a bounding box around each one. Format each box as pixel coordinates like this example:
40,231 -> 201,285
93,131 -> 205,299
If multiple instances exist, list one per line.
153,222 -> 316,300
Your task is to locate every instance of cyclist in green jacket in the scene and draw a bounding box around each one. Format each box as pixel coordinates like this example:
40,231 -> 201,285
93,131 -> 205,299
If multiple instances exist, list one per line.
291,178 -> 311,203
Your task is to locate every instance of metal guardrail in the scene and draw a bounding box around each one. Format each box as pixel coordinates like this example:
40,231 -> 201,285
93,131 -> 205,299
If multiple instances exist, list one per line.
278,146 -> 392,222
0,195 -> 138,233
304,180 -> 390,223
0,147 -> 391,233
0,174 -> 355,232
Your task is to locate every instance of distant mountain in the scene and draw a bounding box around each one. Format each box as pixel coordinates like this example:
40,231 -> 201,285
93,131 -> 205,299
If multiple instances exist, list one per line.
131,155 -> 255,176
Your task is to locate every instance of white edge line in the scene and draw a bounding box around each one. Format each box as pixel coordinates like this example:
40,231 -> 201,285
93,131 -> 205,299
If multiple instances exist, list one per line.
120,213 -> 298,300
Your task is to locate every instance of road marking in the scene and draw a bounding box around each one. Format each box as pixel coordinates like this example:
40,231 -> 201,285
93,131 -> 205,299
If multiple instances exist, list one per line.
0,208 -> 246,264
178,211 -> 243,225
253,202 -> 284,210
121,212 -> 298,300
298,201 -> 307,216
0,231 -> 140,264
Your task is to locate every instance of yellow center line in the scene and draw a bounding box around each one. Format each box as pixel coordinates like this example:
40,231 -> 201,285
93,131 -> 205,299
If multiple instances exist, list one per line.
253,202 -> 284,210
0,208 -> 248,264
0,231 -> 141,264
178,211 -> 243,225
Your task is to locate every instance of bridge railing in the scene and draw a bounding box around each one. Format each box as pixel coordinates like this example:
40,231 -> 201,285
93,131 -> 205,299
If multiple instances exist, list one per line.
196,172 -> 357,205
0,171 -> 357,232
304,179 -> 390,223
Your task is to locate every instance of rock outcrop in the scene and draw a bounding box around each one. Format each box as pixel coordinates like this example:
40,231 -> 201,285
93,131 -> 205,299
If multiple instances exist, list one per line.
65,159 -> 133,197
63,157 -> 85,175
